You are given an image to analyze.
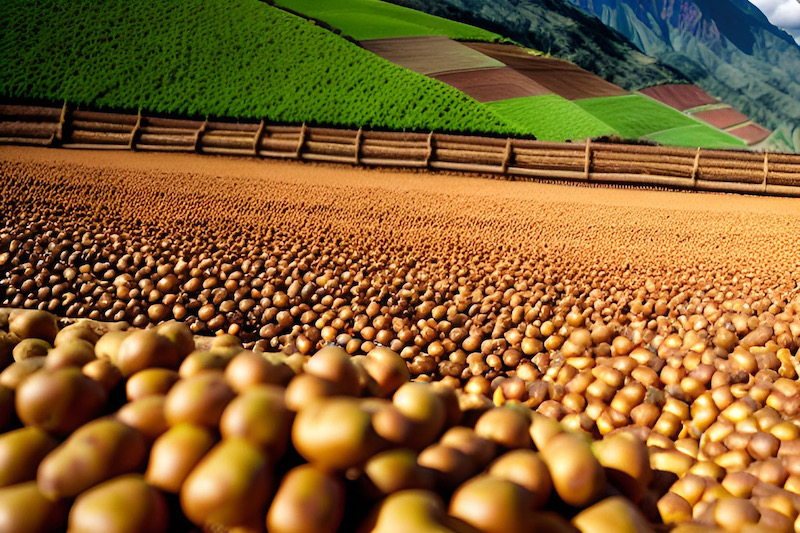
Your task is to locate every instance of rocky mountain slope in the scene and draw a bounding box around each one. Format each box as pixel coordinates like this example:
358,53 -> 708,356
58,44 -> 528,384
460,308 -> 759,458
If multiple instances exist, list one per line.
385,0 -> 687,90
568,0 -> 800,148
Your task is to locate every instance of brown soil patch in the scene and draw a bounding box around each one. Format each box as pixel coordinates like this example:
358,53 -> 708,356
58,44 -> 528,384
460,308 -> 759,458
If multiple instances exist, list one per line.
691,107 -> 749,129
728,123 -> 772,145
432,67 -> 552,102
464,43 -> 628,101
360,35 -> 503,75
639,84 -> 717,111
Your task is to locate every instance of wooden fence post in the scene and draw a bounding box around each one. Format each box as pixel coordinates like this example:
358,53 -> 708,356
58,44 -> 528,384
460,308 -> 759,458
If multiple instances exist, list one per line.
54,100 -> 69,145
194,120 -> 208,153
763,151 -> 769,193
354,127 -> 363,165
501,137 -> 512,174
584,137 -> 592,181
691,148 -> 701,188
252,119 -> 265,156
425,131 -> 434,167
128,110 -> 142,150
295,122 -> 307,159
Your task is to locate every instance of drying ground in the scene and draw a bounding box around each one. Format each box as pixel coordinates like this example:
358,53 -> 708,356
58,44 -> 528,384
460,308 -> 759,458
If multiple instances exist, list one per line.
4,146 -> 800,530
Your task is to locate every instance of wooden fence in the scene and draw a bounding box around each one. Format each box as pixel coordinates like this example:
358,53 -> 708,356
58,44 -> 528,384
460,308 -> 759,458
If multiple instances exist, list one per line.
1,103 -> 799,196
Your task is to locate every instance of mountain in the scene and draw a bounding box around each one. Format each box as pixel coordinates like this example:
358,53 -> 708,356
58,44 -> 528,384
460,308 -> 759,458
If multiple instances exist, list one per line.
384,0 -> 687,90
567,0 -> 800,143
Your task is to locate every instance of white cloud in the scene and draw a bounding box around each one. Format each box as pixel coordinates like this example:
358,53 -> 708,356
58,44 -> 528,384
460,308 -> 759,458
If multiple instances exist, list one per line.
748,0 -> 800,42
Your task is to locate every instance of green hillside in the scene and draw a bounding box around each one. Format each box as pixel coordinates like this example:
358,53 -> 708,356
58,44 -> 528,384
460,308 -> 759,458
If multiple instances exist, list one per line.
274,0 -> 504,41
0,0 -> 517,134
576,95 -> 745,148
488,95 -> 619,142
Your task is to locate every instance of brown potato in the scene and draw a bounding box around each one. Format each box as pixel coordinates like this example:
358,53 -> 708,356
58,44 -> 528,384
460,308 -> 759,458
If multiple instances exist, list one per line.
0,481 -> 67,533
266,464 -> 345,533
114,329 -> 181,377
9,310 -> 58,344
392,383 -> 446,450
180,438 -> 272,528
219,384 -> 292,458
540,431 -> 606,507
115,394 -> 169,442
572,496 -> 654,533
37,418 -> 147,500
145,423 -> 216,493
488,450 -> 552,510
361,448 -> 434,497
0,426 -> 58,487
163,370 -> 235,428
68,474 -> 168,533
449,475 -> 534,533
126,368 -> 180,401
16,366 -> 106,434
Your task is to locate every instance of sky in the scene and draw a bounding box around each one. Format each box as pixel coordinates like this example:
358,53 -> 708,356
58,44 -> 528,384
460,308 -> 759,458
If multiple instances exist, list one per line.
748,0 -> 800,43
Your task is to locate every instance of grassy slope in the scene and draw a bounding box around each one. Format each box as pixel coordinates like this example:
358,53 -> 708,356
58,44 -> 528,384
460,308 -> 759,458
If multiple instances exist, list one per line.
273,0 -> 503,41
488,95 -> 619,142
576,95 -> 745,148
0,0 -> 519,134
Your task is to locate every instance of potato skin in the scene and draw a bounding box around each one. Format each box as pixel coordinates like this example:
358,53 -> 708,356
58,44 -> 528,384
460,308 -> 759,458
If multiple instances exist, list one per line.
180,438 -> 272,528
540,431 -> 606,508
0,481 -> 67,533
145,423 -> 216,494
16,367 -> 106,434
266,464 -> 345,533
68,474 -> 169,533
37,418 -> 147,500
0,426 -> 58,487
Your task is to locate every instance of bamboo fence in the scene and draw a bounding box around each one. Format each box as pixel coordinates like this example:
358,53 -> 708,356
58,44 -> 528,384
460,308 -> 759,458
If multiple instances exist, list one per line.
1,103 -> 799,196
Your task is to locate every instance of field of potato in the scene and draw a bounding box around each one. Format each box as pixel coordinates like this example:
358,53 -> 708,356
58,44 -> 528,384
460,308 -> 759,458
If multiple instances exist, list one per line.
2,145 -> 800,532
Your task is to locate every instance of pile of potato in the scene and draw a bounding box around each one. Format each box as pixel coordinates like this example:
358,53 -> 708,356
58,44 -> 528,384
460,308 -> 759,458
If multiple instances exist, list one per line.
0,308 -> 671,532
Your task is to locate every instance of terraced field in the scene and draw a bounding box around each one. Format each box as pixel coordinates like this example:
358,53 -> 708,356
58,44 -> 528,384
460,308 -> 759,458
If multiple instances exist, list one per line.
576,95 -> 746,148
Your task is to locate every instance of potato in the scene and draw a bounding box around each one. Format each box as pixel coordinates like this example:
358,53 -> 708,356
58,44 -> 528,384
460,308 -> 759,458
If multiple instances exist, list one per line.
0,426 -> 58,487
37,418 -> 146,499
225,350 -> 294,392
366,489 -> 461,533
11,338 -> 50,362
9,310 -> 58,344
292,398 -> 382,470
126,368 -> 180,401
266,464 -> 345,533
540,431 -> 606,507
474,407 -> 532,449
572,496 -> 654,533
0,356 -> 46,390
145,423 -> 216,493
68,474 -> 168,533
115,395 -> 169,442
361,448 -> 434,497
16,366 -> 106,434
180,438 -> 272,528
114,329 -> 181,377
163,370 -> 235,428
591,431 -> 652,502
364,347 -> 410,397
219,384 -> 292,458
305,345 -> 361,395
449,475 -> 534,533
44,338 -> 96,369
0,481 -> 67,533
392,383 -> 446,450
488,450 -> 552,510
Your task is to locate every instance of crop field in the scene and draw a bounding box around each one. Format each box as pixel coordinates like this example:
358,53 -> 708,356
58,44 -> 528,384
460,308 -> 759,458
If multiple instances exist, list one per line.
432,67 -> 552,103
2,146 -> 800,531
576,95 -> 747,148
488,95 -> 619,141
693,108 -> 750,130
728,123 -> 773,145
0,0 -> 518,135
639,85 -> 719,112
273,0 -> 504,41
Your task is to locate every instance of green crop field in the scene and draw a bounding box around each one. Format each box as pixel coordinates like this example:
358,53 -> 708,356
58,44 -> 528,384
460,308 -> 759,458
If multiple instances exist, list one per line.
644,125 -> 748,149
0,0 -> 518,134
273,0 -> 504,41
575,94 -> 744,148
488,95 -> 619,142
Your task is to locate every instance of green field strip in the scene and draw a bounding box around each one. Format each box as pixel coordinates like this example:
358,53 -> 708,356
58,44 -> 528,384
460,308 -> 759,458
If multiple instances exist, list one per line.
575,94 -> 699,139
273,0 -> 503,41
642,125 -> 747,149
0,0 -> 525,135
487,94 -> 619,142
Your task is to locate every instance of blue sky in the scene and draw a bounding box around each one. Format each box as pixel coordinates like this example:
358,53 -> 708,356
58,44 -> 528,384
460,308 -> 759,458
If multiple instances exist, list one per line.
748,0 -> 800,43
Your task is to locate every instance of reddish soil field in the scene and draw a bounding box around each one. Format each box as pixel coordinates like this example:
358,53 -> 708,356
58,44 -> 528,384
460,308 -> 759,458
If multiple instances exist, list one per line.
691,107 -> 749,129
360,35 -> 503,75
432,67 -> 552,102
464,43 -> 628,101
639,84 -> 717,111
728,123 -> 772,145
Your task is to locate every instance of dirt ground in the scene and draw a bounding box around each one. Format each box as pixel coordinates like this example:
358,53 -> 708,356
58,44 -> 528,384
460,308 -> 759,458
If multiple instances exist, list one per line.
2,145 -> 799,301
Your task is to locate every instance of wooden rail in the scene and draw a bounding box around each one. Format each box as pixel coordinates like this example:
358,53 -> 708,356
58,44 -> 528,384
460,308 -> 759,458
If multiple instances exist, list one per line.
1,103 -> 799,196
